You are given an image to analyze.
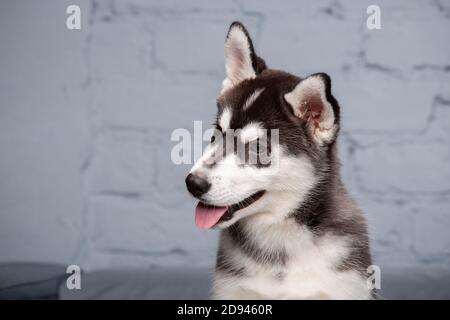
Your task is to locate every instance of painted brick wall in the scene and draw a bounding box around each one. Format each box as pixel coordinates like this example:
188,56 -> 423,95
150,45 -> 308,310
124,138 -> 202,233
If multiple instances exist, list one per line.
0,0 -> 449,271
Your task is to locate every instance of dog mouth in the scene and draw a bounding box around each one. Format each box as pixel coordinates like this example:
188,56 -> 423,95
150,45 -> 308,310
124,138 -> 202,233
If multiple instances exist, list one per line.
195,190 -> 266,229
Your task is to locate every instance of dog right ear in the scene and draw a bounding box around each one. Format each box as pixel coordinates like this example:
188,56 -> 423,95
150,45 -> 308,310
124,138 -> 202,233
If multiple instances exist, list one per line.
284,73 -> 340,145
222,22 -> 266,93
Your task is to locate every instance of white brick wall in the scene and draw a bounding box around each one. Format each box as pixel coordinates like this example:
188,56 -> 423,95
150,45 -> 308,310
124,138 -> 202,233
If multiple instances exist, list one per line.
0,0 -> 449,271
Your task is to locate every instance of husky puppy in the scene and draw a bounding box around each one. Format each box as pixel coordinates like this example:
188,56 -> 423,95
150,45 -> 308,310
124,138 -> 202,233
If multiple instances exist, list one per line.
185,21 -> 373,299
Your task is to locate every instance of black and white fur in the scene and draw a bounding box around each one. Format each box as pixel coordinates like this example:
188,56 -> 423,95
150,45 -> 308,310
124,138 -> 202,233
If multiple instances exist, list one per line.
186,22 -> 373,299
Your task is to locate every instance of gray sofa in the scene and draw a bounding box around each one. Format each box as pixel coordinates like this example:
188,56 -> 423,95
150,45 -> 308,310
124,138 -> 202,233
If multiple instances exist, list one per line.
1,263 -> 449,299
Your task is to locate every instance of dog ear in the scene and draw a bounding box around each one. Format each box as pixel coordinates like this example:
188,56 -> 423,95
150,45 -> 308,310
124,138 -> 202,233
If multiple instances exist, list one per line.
284,73 -> 340,145
222,21 -> 266,93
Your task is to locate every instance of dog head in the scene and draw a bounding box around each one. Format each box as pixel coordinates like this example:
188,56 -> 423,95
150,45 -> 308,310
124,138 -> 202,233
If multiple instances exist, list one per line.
186,22 -> 341,229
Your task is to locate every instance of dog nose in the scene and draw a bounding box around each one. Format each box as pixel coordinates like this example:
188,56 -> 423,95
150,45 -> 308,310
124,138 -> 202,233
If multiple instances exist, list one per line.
185,173 -> 211,198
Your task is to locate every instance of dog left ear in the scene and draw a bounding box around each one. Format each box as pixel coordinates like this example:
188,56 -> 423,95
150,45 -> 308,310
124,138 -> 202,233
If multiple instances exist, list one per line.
222,22 -> 266,93
284,73 -> 339,145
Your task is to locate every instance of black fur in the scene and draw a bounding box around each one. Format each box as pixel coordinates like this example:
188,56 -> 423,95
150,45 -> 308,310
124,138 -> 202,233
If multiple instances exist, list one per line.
227,21 -> 267,75
212,22 -> 372,294
226,222 -> 287,266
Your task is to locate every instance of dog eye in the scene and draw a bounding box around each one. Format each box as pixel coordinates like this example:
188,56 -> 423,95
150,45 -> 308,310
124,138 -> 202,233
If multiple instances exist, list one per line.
210,127 -> 223,144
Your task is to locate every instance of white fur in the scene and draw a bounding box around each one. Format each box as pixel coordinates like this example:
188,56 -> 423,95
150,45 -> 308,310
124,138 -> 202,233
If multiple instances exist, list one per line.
190,140 -> 316,226
189,117 -> 370,300
213,222 -> 371,299
190,23 -> 371,300
190,137 -> 371,299
243,88 -> 265,110
189,143 -> 217,174
284,75 -> 337,144
223,25 -> 256,90
221,78 -> 233,94
239,122 -> 265,144
219,107 -> 232,131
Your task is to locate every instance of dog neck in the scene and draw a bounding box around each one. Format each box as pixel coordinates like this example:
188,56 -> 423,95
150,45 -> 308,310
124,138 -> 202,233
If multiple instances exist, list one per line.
292,142 -> 343,233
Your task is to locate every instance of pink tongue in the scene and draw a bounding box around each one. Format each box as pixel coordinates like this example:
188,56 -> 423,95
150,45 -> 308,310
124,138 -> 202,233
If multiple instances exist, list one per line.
195,202 -> 228,229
